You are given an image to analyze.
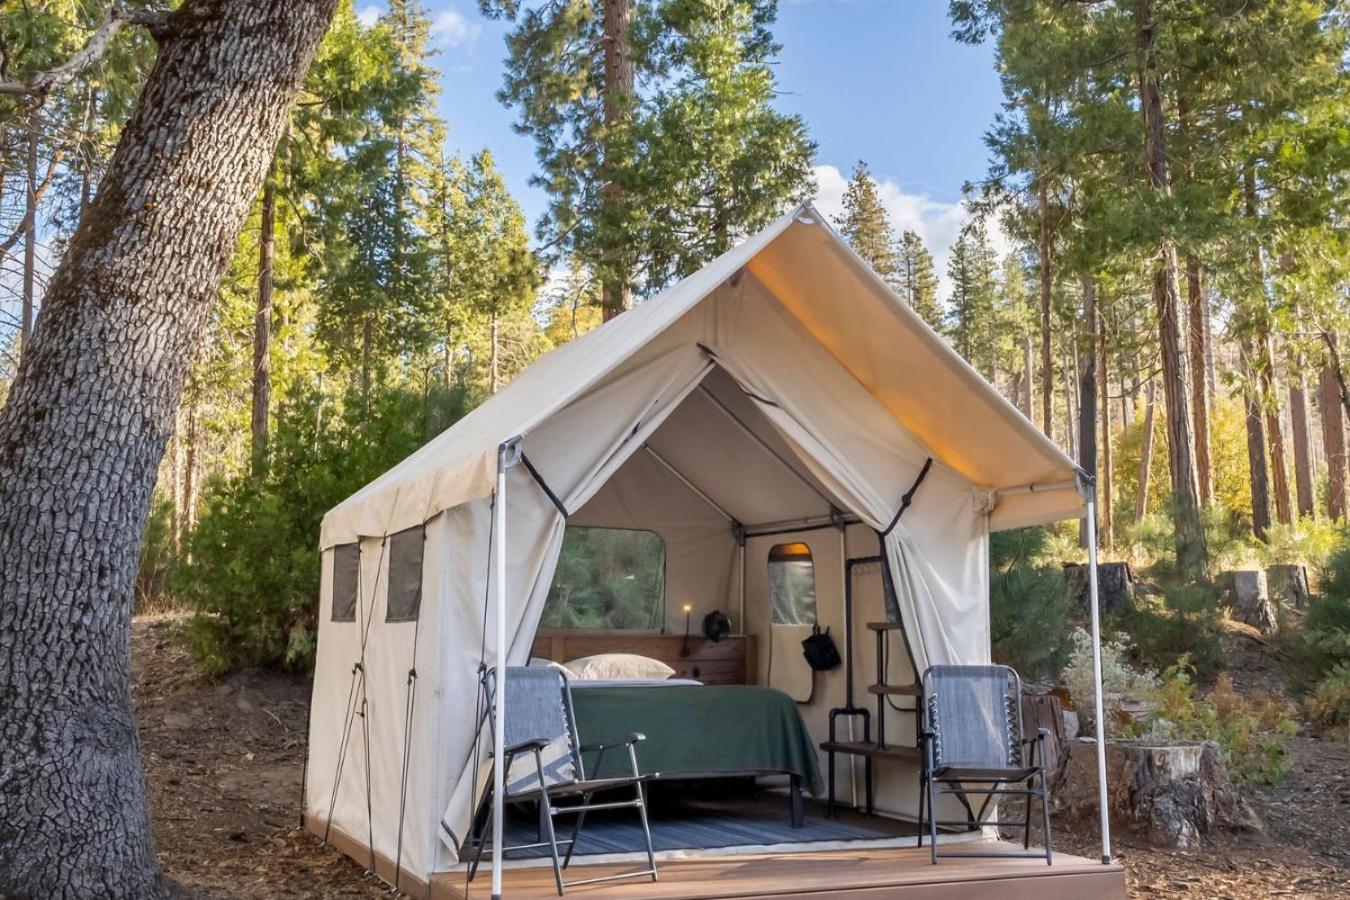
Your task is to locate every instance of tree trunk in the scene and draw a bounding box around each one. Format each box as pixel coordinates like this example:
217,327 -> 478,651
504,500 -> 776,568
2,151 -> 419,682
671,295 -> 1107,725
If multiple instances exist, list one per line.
1185,255 -> 1212,504
490,310 -> 501,394
1136,0 -> 1205,577
1079,275 -> 1098,548
1022,320 -> 1034,418
600,0 -> 635,321
1289,370 -> 1315,519
1241,338 -> 1272,540
1322,340 -> 1349,520
1038,178 -> 1053,436
21,112 -> 38,352
0,3 -> 337,896
251,157 -> 277,472
1137,379 -> 1156,524
1099,309 -> 1114,549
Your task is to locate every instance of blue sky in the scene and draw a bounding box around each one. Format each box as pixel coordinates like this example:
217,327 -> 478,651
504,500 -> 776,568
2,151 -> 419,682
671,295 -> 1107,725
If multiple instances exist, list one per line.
358,0 -> 1007,289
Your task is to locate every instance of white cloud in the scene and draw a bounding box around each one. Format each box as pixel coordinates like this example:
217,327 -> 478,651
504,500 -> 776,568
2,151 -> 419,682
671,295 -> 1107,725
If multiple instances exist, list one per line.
431,9 -> 483,49
811,163 -> 1010,304
356,4 -> 381,26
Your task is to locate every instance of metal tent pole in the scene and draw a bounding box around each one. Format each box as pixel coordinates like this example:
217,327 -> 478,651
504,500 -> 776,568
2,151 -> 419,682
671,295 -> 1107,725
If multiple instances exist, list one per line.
491,441 -> 514,900
1083,484 -> 1112,865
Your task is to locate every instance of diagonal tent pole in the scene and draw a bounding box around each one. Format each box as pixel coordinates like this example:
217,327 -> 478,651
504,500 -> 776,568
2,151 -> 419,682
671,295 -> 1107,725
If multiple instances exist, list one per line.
493,438 -> 522,900
1080,473 -> 1112,864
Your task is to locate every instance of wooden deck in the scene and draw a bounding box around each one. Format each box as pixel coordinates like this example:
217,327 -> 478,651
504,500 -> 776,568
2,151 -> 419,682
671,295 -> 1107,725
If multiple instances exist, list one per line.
431,842 -> 1126,899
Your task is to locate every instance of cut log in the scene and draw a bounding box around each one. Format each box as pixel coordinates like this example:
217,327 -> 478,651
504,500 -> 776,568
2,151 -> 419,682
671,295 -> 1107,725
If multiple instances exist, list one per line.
1218,570 -> 1278,633
1021,690 -> 1069,787
1055,739 -> 1261,849
1266,564 -> 1310,610
1062,561 -> 1136,618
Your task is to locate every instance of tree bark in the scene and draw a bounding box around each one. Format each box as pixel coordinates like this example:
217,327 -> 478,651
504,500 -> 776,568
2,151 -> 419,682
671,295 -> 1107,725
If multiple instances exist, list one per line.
1136,379 -> 1156,525
251,156 -> 277,472
1322,338 -> 1349,520
0,3 -> 337,896
1241,338 -> 1272,540
1185,255 -> 1212,504
1099,308 -> 1114,549
600,0 -> 635,321
1136,0 -> 1205,577
1079,275 -> 1098,548
1289,370 -> 1315,519
1038,178 -> 1054,436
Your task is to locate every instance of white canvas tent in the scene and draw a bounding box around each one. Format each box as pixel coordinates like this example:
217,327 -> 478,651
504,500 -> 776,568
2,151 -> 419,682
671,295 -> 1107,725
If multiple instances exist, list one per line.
304,203 -> 1113,896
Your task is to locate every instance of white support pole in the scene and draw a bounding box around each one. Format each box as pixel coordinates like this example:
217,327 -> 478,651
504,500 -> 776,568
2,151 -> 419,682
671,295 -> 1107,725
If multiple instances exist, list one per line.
491,442 -> 511,900
1084,493 -> 1113,864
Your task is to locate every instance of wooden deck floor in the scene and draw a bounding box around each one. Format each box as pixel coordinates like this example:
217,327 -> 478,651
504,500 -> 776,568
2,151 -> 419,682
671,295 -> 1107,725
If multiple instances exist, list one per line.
432,842 -> 1126,900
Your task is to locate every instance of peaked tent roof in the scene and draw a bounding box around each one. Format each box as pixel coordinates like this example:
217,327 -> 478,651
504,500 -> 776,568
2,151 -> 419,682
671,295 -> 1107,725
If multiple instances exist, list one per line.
320,204 -> 1083,548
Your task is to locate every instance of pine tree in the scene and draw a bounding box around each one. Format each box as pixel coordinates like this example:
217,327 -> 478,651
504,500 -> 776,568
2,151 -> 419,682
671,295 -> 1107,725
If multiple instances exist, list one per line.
833,161 -> 897,283
945,220 -> 1000,379
896,229 -> 942,329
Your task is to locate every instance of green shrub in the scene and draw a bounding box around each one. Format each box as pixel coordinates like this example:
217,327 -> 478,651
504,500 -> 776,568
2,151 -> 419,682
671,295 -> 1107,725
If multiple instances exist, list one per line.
990,564 -> 1076,681
1060,627 -> 1158,733
177,383 -> 467,676
1305,663 -> 1350,736
1282,541 -> 1350,695
1258,518 -> 1346,571
136,497 -> 180,615
1140,662 -> 1298,786
1116,584 -> 1226,680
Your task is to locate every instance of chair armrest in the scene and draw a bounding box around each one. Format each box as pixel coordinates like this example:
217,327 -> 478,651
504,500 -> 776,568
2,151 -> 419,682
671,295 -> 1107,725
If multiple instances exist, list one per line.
495,737 -> 549,757
1020,728 -> 1051,744
579,732 -> 646,753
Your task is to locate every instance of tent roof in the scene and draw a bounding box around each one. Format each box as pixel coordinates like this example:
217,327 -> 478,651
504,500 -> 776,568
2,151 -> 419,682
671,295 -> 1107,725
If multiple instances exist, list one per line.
320,204 -> 1083,548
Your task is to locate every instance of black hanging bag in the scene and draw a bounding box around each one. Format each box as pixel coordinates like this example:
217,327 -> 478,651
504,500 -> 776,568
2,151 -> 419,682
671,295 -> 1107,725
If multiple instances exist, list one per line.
801,625 -> 842,671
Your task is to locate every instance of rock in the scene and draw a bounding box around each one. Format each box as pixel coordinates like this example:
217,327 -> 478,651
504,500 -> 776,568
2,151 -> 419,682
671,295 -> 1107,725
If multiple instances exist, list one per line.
1062,708 -> 1080,742
1219,570 -> 1278,633
1267,564 -> 1310,610
1055,739 -> 1262,849
1062,561 -> 1136,618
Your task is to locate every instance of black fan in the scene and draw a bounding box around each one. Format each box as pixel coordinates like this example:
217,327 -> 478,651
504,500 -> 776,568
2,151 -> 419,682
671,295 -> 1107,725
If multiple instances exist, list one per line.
701,610 -> 731,643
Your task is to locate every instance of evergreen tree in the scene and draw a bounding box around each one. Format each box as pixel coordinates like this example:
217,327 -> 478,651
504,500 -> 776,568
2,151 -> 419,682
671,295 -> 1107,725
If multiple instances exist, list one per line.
944,219 -> 1001,380
896,229 -> 942,329
833,161 -> 897,283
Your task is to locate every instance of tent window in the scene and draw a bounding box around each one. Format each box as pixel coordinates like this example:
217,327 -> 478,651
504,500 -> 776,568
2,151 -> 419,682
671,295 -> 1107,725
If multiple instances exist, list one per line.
332,543 -> 360,622
769,542 -> 816,626
386,525 -> 425,623
542,527 -> 666,630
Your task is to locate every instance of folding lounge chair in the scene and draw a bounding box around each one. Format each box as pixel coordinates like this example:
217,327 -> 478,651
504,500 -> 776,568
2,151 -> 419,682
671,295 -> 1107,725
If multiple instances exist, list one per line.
467,666 -> 659,895
919,664 -> 1052,865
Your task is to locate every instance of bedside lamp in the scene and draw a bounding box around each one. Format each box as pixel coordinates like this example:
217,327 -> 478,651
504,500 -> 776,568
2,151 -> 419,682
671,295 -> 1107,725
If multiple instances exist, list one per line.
680,603 -> 693,657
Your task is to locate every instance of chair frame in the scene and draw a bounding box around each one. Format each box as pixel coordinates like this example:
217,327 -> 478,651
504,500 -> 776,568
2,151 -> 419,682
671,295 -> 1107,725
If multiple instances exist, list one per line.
466,667 -> 659,895
918,664 -> 1052,866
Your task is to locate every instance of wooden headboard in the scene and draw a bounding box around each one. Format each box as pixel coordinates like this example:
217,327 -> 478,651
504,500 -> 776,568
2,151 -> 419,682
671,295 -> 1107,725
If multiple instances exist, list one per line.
530,632 -> 757,685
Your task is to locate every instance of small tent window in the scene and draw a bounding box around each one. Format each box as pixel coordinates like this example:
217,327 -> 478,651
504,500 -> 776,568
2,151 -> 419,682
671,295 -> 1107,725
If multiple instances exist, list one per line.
542,527 -> 666,630
386,525 -> 425,623
332,543 -> 360,622
769,542 -> 816,626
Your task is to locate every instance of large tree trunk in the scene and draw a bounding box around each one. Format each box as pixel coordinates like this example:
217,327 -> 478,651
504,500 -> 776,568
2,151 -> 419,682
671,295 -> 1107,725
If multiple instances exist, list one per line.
1038,178 -> 1054,436
1185,255 -> 1212,504
600,0 -> 635,321
1099,309 -> 1114,549
0,3 -> 337,896
1241,338 -> 1273,540
1137,0 -> 1205,577
1289,370 -> 1316,519
251,156 -> 277,472
1079,275 -> 1098,548
1323,339 -> 1349,520
1136,379 -> 1156,524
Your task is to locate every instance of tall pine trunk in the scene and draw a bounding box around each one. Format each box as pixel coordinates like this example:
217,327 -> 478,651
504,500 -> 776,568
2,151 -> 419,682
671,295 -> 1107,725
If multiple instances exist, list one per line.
1244,169 -> 1291,525
1323,339 -> 1349,520
1185,256 -> 1212,504
1136,379 -> 1156,524
1078,275 -> 1098,548
1137,0 -> 1205,577
1038,178 -> 1053,436
1241,337 -> 1273,540
1289,371 -> 1315,518
251,156 -> 277,472
0,3 -> 337,895
600,0 -> 635,321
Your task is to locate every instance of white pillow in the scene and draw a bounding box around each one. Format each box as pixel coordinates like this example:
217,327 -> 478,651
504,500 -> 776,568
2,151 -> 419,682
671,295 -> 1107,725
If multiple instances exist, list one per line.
564,653 -> 675,682
527,657 -> 570,674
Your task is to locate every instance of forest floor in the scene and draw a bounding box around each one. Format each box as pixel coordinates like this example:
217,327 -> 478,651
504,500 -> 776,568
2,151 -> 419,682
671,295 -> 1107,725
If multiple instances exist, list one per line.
133,615 -> 1350,899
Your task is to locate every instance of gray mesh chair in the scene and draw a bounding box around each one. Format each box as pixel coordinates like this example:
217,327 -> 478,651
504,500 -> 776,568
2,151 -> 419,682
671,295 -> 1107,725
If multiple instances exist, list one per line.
466,666 -> 658,895
919,664 -> 1052,865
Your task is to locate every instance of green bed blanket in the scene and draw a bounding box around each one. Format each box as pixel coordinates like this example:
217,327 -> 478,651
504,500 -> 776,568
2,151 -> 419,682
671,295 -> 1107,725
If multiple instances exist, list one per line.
569,685 -> 823,795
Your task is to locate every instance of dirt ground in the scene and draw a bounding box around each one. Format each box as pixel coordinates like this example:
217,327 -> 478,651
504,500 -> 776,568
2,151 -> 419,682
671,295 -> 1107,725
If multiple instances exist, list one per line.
134,616 -> 1350,898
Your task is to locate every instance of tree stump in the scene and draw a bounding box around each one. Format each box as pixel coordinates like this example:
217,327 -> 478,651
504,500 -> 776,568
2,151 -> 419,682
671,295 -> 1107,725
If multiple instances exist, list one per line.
1054,739 -> 1261,849
1219,570 -> 1278,632
1021,690 -> 1069,787
1062,561 -> 1136,618
1267,564 -> 1310,609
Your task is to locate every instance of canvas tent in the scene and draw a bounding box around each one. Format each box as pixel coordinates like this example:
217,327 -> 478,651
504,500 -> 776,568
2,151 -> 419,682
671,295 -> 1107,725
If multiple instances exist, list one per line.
304,203 -> 1112,896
